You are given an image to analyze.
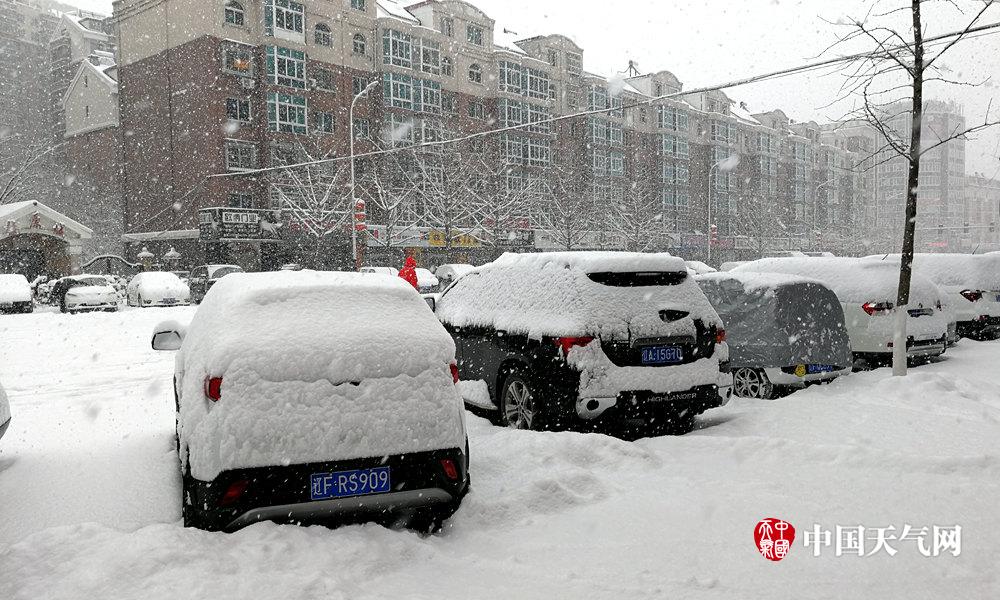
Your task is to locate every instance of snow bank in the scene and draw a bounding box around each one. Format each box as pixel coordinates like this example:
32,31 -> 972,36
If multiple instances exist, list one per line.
177,271 -> 466,480
0,274 -> 31,303
436,252 -> 721,340
733,257 -> 942,305
0,379 -> 9,427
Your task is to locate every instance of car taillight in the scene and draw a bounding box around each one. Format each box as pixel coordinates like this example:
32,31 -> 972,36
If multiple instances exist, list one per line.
554,336 -> 594,356
449,363 -> 459,384
219,479 -> 249,507
440,458 -> 459,481
960,289 -> 984,302
862,301 -> 894,316
714,328 -> 726,344
204,377 -> 223,401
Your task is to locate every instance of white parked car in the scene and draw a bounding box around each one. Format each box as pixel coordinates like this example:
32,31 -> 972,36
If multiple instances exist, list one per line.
864,253 -> 1000,340
152,271 -> 469,532
127,272 -> 191,307
415,268 -> 440,293
53,275 -> 119,313
0,379 -> 10,441
733,258 -> 948,367
434,263 -> 476,287
360,266 -> 399,276
0,274 -> 33,314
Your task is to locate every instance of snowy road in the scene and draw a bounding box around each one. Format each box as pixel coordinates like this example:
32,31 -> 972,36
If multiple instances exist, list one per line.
2,309 -> 999,599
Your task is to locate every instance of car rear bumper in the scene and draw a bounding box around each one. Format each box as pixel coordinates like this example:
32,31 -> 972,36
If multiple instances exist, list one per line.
576,383 -> 731,421
184,447 -> 469,532
764,366 -> 851,386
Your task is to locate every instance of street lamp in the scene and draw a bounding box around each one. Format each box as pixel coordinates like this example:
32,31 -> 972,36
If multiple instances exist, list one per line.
349,79 -> 379,271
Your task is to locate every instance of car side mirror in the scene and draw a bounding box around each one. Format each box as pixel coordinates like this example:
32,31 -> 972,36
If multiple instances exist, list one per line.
424,296 -> 436,311
151,320 -> 186,351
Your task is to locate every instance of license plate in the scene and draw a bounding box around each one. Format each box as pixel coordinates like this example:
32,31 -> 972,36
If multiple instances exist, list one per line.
162,298 -> 176,304
807,364 -> 835,374
310,466 -> 391,500
641,345 -> 683,365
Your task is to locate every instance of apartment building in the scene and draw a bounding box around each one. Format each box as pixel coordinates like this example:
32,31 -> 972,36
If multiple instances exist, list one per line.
963,173 -> 1000,252
112,0 -> 875,268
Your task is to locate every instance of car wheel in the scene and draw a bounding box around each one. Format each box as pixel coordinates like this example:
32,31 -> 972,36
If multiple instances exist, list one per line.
500,372 -> 541,430
733,368 -> 774,399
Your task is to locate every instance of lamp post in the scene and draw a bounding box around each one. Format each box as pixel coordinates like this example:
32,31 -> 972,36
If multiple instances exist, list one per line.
349,79 -> 379,271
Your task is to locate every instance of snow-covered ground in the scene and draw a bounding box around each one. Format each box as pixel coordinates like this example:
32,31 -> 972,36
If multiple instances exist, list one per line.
2,308 -> 999,599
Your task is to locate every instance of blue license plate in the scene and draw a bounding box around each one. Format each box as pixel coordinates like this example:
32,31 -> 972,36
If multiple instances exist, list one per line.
807,364 -> 835,374
310,466 -> 391,500
641,345 -> 683,365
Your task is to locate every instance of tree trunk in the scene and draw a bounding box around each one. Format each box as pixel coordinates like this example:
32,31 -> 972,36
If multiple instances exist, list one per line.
892,0 -> 924,377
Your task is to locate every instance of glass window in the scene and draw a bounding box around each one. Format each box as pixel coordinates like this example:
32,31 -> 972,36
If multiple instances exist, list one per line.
224,140 -> 256,171
352,33 -> 366,55
314,23 -> 331,47
228,193 -> 254,208
313,68 -> 335,92
526,68 -> 548,100
413,37 -> 440,75
499,61 -> 523,94
352,118 -> 370,138
226,98 -> 251,122
609,151 -> 624,176
312,111 -> 334,134
566,52 -> 582,76
527,138 -> 551,166
351,0 -> 365,10
413,78 -> 441,114
468,101 -> 485,120
382,29 -> 411,68
222,42 -> 254,76
385,113 -> 414,145
264,0 -> 304,41
382,72 -> 412,109
468,63 -> 482,84
266,93 -> 307,133
467,24 -> 483,45
441,17 -> 454,37
224,1 -> 244,26
547,49 -> 558,67
441,57 -> 453,77
266,46 -> 306,88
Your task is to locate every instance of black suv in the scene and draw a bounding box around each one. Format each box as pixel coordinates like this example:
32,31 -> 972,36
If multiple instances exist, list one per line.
435,252 -> 732,435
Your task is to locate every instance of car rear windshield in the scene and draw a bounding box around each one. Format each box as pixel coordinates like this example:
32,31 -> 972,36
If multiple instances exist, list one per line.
587,271 -> 687,287
211,266 -> 242,279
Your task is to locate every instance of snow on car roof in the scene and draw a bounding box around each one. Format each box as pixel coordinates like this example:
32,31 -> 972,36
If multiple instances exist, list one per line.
492,251 -> 686,273
863,253 -> 1000,290
0,273 -> 29,287
183,271 -> 454,382
732,257 -> 942,305
696,270 -> 824,293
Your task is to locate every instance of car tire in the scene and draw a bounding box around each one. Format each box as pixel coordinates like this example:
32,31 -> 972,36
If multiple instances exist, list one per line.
498,370 -> 550,431
733,368 -> 774,399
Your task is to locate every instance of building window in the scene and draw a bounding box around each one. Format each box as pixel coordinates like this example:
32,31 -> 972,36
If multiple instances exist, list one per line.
588,85 -> 607,111
352,33 -> 366,55
441,56 -> 453,77
228,193 -> 254,208
382,29 -> 411,68
225,140 -> 257,171
549,83 -> 557,101
264,0 -> 304,41
352,75 -> 370,95
222,42 -> 254,76
441,17 -> 453,37
467,24 -> 483,45
566,52 -> 582,76
351,0 -> 365,10
526,68 -> 548,100
501,134 -> 524,163
314,23 -> 332,47
382,72 -> 412,109
226,98 -> 251,122
609,151 -> 624,176
547,49 -> 558,67
413,37 -> 440,75
442,93 -> 457,115
224,0 -> 245,26
352,117 -> 370,138
468,63 -> 482,84
526,104 -> 550,133
266,46 -> 306,88
468,100 -> 485,120
658,106 -> 688,131
267,93 -> 307,133
592,150 -> 607,176
413,78 -> 442,114
499,99 -> 523,127
662,134 -> 689,158
526,138 -> 551,166
312,111 -> 334,134
385,113 -> 414,145
312,68 -> 335,92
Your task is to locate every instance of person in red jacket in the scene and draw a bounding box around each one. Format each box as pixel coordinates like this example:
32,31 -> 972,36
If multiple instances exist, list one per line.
398,256 -> 419,289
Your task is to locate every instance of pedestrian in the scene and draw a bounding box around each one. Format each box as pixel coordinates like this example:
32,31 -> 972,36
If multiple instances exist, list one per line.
398,256 -> 419,290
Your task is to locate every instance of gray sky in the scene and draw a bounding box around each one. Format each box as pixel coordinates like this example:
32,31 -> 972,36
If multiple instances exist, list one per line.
73,0 -> 1000,174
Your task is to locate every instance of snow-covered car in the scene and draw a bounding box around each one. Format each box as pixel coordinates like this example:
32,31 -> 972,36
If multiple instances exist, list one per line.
51,275 -> 119,313
0,379 -> 10,441
360,266 -> 399,276
126,271 -> 191,307
152,270 -> 469,532
434,263 -> 476,287
718,261 -> 748,272
684,260 -> 717,275
0,274 -> 34,314
188,264 -> 244,303
864,253 -> 1000,340
732,258 -> 948,366
415,268 -> 440,293
435,252 -> 732,435
696,271 -> 853,398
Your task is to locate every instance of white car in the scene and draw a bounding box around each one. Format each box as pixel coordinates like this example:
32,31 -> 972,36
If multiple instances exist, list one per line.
127,272 -> 191,307
0,379 -> 10,441
55,275 -> 119,313
151,271 -> 469,532
415,268 -> 440,293
434,263 -> 475,287
864,253 -> 1000,340
684,260 -> 717,275
733,258 -> 948,366
360,266 -> 399,276
0,274 -> 33,314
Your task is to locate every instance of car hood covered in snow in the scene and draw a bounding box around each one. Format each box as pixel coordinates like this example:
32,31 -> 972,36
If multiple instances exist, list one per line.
134,273 -> 189,301
177,271 -> 465,480
0,274 -> 32,303
436,251 -> 723,341
65,285 -> 116,299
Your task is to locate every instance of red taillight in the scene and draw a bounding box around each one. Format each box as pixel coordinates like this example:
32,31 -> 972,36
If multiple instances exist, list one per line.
440,458 -> 459,481
204,377 -> 223,401
960,289 -> 984,302
219,479 -> 249,507
554,336 -> 594,356
449,363 -> 460,384
714,328 -> 726,344
862,301 -> 894,316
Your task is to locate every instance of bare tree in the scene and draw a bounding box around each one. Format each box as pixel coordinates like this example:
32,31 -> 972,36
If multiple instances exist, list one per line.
535,162 -> 597,250
605,170 -> 663,252
0,134 -> 64,205
833,0 -> 999,375
358,150 -> 425,252
466,157 -> 544,254
415,147 -> 480,257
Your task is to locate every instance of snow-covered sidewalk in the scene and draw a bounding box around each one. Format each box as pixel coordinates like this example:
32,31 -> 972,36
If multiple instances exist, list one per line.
2,309 -> 999,599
